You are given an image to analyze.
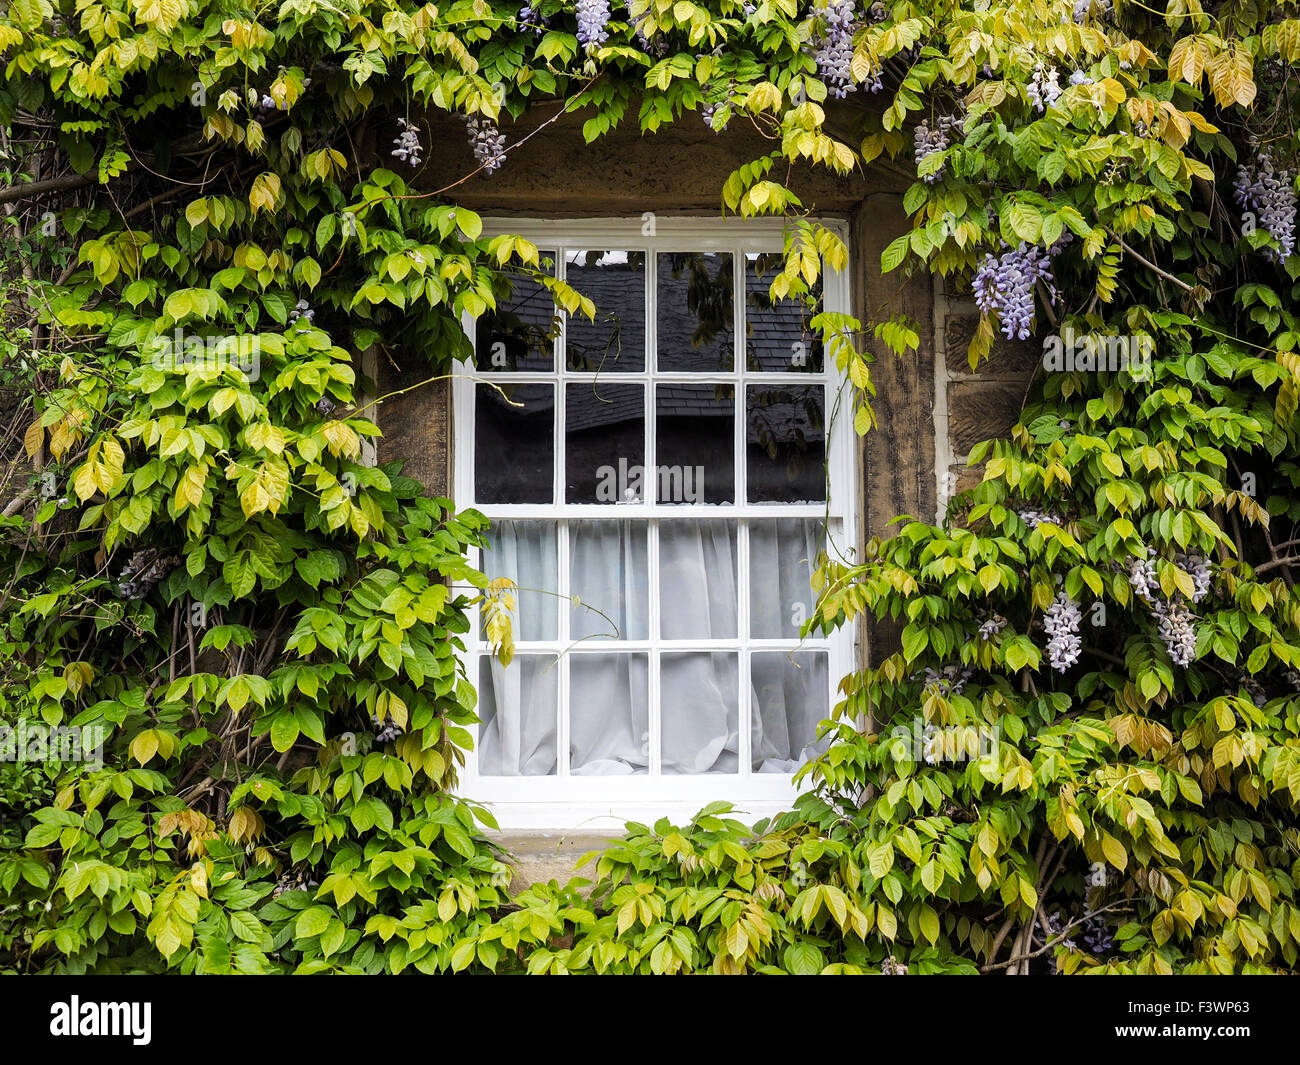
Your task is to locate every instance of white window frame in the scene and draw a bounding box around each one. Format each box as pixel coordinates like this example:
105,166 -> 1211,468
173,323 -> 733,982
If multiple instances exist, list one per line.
452,216 -> 857,831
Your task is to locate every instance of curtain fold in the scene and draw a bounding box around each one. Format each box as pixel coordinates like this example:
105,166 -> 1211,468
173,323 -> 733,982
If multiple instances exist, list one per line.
478,518 -> 825,776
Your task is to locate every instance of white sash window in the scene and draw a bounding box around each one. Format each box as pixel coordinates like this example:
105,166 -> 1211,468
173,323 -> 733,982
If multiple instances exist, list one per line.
453,218 -> 856,830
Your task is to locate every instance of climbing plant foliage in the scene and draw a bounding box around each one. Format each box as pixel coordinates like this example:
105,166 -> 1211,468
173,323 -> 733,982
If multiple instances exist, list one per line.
0,0 -> 1298,974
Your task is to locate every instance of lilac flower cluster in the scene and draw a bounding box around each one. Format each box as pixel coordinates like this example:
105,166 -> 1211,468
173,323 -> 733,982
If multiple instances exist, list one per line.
288,299 -> 313,327
118,549 -> 179,600
631,10 -> 669,57
391,118 -> 423,166
1026,62 -> 1062,113
1128,547 -> 1208,666
1233,151 -> 1298,263
880,955 -> 908,975
913,112 -> 963,184
1044,590 -> 1082,672
978,613 -> 1007,641
1153,599 -> 1196,666
701,83 -> 735,133
1068,68 -> 1093,86
271,867 -> 320,899
372,714 -> 404,744
1079,913 -> 1114,955
1127,546 -> 1158,602
921,663 -> 973,697
1017,507 -> 1060,531
1072,0 -> 1111,23
1085,862 -> 1107,889
1181,552 -> 1212,603
517,2 -> 547,35
813,0 -> 859,100
576,0 -> 611,50
973,242 -> 1058,340
466,116 -> 507,174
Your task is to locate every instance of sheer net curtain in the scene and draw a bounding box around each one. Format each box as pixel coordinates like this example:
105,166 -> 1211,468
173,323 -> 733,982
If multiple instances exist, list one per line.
477,518 -> 829,776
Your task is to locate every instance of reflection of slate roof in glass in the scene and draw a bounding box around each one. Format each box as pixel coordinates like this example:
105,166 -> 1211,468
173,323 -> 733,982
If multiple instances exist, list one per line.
476,253 -> 826,448
744,257 -> 825,372
565,251 -> 646,372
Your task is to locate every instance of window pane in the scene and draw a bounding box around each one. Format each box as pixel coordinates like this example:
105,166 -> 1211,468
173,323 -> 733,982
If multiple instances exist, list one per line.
565,250 -> 646,372
751,651 -> 828,773
746,384 -> 825,503
744,252 -> 824,372
571,653 -> 649,775
475,253 -> 557,371
659,521 -> 737,640
570,521 -> 649,641
661,652 -> 738,774
655,384 -> 734,503
475,383 -> 554,504
749,519 -> 821,639
657,252 -> 734,371
566,383 -> 646,503
478,655 -> 558,776
480,520 -> 558,642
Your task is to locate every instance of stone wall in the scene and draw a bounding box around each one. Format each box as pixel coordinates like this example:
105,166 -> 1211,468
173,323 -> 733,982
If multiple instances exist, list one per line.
933,287 -> 1038,518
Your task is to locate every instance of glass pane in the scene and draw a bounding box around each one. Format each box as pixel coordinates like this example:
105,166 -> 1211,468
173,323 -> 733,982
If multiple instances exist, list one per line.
661,652 -> 738,774
655,384 -> 734,503
566,383 -> 646,503
570,653 -> 649,775
480,520 -> 558,642
751,651 -> 829,773
658,521 -> 737,640
749,519 -> 821,639
565,250 -> 646,372
570,521 -> 649,641
746,384 -> 825,503
657,252 -> 734,371
474,383 -> 554,504
475,252 -> 557,371
477,655 -> 558,776
744,252 -> 824,373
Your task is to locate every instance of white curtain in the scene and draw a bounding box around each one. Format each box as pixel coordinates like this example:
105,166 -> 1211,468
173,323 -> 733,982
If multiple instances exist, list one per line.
750,651 -> 828,774
478,656 -> 558,776
477,519 -> 825,776
749,519 -> 821,638
570,653 -> 649,775
480,520 -> 557,641
570,520 -> 648,641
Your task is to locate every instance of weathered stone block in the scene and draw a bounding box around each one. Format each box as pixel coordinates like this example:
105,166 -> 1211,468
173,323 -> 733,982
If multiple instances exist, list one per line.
944,314 -> 1041,377
947,379 -> 1024,456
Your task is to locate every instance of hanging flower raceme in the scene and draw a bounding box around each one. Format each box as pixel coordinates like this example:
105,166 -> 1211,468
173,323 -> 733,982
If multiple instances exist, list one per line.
812,0 -> 859,99
391,117 -> 423,166
466,116 -> 507,174
973,242 -> 1057,340
1233,150 -> 1297,263
1044,590 -> 1082,672
576,0 -> 611,50
517,2 -> 547,35
1026,62 -> 1062,113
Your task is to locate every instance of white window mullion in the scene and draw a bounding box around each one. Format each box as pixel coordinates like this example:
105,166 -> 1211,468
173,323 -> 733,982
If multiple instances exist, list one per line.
738,518 -> 752,778
557,518 -> 571,777
648,518 -> 662,776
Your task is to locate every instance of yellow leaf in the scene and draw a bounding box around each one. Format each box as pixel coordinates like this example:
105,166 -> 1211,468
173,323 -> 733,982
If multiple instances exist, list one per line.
23,419 -> 43,458
130,730 -> 160,765
72,462 -> 98,501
